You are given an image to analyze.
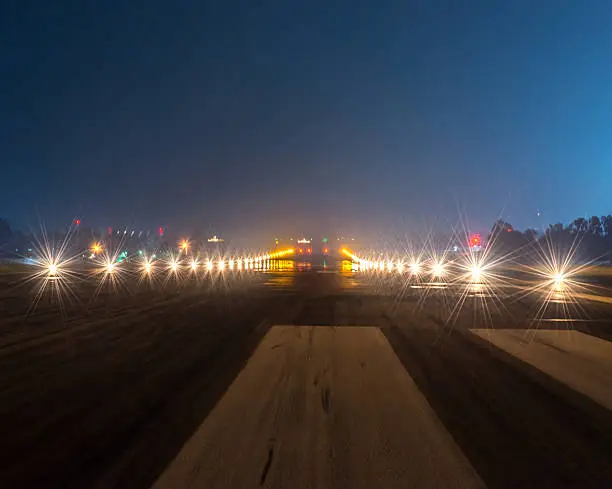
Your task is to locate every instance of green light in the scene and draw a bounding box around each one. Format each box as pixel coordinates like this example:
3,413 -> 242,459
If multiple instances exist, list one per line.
138,250 -> 143,255
322,237 -> 328,243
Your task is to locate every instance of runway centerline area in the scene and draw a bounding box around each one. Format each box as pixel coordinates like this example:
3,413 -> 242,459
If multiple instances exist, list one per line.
154,326 -> 484,489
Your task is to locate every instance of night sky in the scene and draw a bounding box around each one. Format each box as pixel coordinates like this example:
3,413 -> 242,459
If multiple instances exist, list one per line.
2,1 -> 612,238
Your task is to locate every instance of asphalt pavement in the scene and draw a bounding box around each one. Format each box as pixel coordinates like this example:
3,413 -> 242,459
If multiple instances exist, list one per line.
0,258 -> 611,488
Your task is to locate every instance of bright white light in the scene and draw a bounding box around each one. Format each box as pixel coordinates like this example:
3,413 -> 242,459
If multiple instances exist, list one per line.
554,272 -> 564,286
378,261 -> 385,271
387,261 -> 393,272
191,260 -> 198,271
410,262 -> 421,275
397,262 -> 404,273
48,263 -> 58,276
219,260 -> 225,270
470,265 -> 482,282
170,261 -> 178,272
432,262 -> 445,277
144,262 -> 152,274
229,259 -> 235,268
207,260 -> 213,270
106,263 -> 115,274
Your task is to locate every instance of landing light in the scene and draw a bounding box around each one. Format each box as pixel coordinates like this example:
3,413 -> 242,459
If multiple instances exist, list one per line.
432,262 -> 445,277
470,265 -> 482,282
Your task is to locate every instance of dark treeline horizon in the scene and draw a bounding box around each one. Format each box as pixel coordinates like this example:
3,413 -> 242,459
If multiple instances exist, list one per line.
3,214 -> 612,262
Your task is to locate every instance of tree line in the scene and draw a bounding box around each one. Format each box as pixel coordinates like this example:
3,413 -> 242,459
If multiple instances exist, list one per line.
489,215 -> 612,262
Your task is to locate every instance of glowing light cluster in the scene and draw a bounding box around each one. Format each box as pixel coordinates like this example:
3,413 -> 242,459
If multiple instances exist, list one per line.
269,249 -> 295,259
342,249 -> 450,279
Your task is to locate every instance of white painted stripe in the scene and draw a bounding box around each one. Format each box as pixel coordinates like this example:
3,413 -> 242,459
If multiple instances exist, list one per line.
471,329 -> 612,411
153,326 -> 484,489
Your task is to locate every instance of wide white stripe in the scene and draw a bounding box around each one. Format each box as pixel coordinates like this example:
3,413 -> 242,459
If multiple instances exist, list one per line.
153,326 -> 484,489
471,329 -> 612,411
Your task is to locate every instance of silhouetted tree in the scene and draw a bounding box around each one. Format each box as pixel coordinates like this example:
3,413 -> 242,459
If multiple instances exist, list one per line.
602,215 -> 612,237
488,220 -> 530,256
589,216 -> 602,236
546,222 -> 564,236
570,217 -> 588,234
490,220 -> 513,237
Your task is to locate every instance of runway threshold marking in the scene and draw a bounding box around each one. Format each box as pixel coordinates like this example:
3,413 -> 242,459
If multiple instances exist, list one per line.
470,329 -> 612,411
153,326 -> 484,489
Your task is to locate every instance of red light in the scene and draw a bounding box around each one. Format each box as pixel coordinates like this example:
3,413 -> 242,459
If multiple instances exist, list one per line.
507,228 -> 512,233
108,227 -> 112,236
75,218 -> 81,226
469,233 -> 481,248
159,227 -> 164,236
323,247 -> 328,254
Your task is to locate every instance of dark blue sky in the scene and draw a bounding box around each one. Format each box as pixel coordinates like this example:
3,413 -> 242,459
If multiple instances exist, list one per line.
2,1 -> 612,237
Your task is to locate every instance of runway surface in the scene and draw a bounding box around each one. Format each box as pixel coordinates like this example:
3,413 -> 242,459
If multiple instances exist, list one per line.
154,326 -> 484,489
0,260 -> 611,488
